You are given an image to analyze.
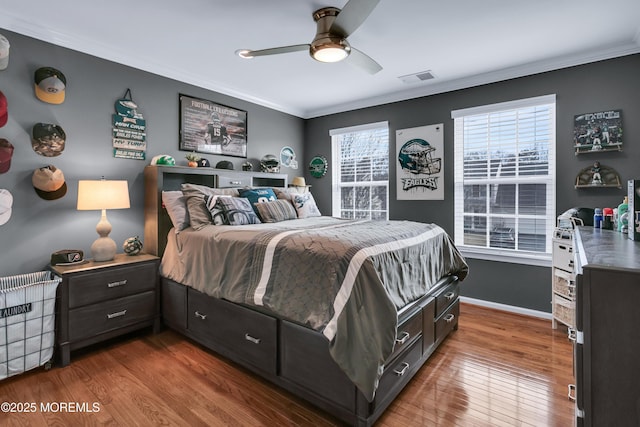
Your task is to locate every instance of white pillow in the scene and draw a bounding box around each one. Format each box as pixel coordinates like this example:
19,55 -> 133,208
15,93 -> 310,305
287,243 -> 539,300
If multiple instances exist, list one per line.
162,191 -> 190,232
292,192 -> 321,219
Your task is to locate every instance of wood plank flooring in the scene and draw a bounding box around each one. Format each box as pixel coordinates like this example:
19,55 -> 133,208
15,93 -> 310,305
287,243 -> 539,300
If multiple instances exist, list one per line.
0,303 -> 574,426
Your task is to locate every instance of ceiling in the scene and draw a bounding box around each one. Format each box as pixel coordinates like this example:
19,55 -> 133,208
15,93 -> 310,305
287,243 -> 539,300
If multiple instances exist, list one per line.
1,0 -> 639,119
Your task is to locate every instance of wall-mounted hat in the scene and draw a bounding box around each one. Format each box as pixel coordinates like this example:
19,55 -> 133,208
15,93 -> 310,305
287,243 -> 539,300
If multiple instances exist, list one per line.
0,139 -> 13,174
0,91 -> 7,127
34,67 -> 66,104
32,123 -> 66,157
0,34 -> 9,71
0,189 -> 12,225
32,165 -> 67,200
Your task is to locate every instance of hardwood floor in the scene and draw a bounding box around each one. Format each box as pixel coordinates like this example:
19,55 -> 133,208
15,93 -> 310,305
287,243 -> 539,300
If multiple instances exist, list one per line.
0,303 -> 574,426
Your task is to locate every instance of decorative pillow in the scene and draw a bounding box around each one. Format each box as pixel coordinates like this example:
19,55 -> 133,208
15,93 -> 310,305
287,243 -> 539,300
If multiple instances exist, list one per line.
293,192 -> 321,219
273,187 -> 302,203
162,190 -> 190,232
181,183 -> 240,230
216,197 -> 262,225
238,188 -> 277,215
204,194 -> 231,225
255,199 -> 297,223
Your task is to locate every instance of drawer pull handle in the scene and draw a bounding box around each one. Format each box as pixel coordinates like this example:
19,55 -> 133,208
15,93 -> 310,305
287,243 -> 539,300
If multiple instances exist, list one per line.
230,181 -> 241,185
568,384 -> 576,401
107,280 -> 127,288
393,362 -> 410,376
444,291 -> 455,301
396,331 -> 410,345
444,313 -> 455,323
107,310 -> 127,319
245,333 -> 261,344
195,311 -> 207,320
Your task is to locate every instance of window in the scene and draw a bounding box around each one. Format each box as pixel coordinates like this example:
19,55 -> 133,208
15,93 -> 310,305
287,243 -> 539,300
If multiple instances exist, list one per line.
330,121 -> 389,220
452,95 -> 556,265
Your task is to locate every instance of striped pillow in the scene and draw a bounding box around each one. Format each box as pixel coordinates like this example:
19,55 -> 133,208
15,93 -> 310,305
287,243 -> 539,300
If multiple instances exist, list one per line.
255,199 -> 297,223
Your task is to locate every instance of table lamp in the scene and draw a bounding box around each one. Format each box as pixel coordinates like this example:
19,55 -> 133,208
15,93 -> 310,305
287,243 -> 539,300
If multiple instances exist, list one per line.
77,179 -> 130,261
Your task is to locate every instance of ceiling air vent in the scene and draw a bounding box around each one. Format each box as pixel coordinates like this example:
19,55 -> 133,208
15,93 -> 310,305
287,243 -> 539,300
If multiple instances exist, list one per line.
398,70 -> 435,84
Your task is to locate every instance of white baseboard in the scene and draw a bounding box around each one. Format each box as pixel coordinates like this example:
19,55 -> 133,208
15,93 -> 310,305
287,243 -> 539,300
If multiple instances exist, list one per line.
460,296 -> 552,320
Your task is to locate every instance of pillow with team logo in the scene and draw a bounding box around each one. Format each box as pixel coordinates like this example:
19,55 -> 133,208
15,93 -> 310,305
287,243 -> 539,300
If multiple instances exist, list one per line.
292,192 -> 321,219
203,194 -> 232,225
216,196 -> 262,225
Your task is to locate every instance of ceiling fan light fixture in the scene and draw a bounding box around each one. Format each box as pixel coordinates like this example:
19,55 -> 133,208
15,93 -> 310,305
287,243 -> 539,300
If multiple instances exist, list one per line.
235,49 -> 254,59
310,38 -> 351,63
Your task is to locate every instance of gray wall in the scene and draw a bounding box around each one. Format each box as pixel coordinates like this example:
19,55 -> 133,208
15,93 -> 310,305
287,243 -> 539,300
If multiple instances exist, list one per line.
304,54 -> 640,312
0,29 -> 304,276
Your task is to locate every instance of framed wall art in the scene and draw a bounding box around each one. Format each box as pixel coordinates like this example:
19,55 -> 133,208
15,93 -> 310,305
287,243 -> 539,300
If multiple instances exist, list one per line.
573,109 -> 622,154
396,124 -> 444,200
179,94 -> 247,158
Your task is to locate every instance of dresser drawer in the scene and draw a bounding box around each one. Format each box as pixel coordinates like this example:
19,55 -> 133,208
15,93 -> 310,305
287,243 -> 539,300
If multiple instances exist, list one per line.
187,289 -> 277,374
435,300 -> 459,344
388,309 -> 422,363
435,282 -> 459,319
374,337 -> 423,407
553,240 -> 574,272
68,290 -> 156,341
216,171 -> 252,188
68,262 -> 157,308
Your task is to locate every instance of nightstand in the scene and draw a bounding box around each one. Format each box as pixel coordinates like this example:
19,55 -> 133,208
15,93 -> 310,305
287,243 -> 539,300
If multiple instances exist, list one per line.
50,253 -> 160,366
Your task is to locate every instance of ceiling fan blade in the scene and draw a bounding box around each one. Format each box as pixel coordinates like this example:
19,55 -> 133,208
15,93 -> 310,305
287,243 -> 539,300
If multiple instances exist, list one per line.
348,47 -> 382,74
330,0 -> 381,38
238,44 -> 309,58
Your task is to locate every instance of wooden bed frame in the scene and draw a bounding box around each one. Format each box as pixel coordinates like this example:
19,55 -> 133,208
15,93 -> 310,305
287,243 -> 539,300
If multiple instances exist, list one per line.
144,165 -> 461,426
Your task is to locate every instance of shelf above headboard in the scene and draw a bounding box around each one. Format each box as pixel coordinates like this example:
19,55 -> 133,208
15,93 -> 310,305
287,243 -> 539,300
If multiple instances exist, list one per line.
144,165 -> 287,257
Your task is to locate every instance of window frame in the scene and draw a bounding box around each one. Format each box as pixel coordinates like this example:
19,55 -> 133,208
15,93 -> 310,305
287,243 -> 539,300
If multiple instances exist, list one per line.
330,121 -> 390,220
451,95 -> 556,267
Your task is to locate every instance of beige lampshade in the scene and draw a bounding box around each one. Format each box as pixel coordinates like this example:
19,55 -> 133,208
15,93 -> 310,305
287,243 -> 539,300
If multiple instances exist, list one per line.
77,180 -> 130,210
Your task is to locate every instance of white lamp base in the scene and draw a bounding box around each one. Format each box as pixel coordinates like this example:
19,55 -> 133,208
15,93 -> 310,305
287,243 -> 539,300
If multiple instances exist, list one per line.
91,237 -> 117,262
91,209 -> 116,261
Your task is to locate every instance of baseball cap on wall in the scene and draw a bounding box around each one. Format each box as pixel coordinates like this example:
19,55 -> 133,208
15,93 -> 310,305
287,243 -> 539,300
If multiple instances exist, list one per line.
0,34 -> 9,70
0,189 -> 12,225
0,90 -> 7,127
32,165 -> 67,200
0,139 -> 14,174
32,123 -> 66,157
34,67 -> 66,104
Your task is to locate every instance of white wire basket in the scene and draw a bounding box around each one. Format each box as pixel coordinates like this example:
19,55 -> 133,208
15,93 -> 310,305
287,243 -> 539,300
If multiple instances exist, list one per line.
1,271 -> 61,380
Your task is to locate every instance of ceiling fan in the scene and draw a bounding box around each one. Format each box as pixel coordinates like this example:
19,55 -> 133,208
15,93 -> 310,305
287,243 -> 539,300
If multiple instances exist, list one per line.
235,0 -> 382,74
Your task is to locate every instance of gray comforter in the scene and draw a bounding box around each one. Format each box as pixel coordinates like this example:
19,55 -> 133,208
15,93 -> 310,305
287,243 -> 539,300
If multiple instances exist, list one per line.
160,216 -> 468,401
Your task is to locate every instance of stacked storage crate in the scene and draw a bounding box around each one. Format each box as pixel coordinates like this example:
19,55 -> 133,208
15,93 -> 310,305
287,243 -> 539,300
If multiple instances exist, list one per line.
1,271 -> 61,380
552,225 -> 576,329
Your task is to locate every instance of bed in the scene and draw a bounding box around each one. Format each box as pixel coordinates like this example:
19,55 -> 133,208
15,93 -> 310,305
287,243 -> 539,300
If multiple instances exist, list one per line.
144,165 -> 469,426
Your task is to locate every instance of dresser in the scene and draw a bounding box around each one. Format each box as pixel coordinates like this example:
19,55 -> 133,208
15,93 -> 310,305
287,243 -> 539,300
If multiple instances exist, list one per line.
572,226 -> 640,426
50,253 -> 160,366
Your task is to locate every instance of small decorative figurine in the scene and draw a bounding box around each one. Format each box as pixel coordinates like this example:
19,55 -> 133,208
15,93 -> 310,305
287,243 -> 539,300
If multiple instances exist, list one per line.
123,236 -> 143,255
591,161 -> 602,185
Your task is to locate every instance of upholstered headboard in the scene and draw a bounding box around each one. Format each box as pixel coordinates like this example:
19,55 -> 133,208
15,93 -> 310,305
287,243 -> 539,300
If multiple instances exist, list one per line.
143,165 -> 287,257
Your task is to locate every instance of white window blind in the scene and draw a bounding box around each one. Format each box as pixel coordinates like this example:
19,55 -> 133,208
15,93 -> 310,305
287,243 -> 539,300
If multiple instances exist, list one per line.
330,121 -> 389,220
452,95 -> 556,263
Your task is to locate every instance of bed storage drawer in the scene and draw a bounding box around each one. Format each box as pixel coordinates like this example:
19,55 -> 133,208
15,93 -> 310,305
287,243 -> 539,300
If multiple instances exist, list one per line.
388,309 -> 422,363
68,291 -> 156,341
216,171 -> 252,188
434,281 -> 459,319
68,263 -> 157,308
187,288 -> 277,374
374,337 -> 423,408
280,321 -> 356,412
435,300 -> 459,345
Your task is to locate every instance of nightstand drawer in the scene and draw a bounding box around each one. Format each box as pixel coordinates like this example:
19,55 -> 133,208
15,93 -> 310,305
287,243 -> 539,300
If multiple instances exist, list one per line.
68,262 -> 157,308
68,291 -> 156,341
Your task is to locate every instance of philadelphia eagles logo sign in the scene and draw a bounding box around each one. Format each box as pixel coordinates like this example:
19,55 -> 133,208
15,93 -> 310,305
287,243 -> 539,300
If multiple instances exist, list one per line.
396,124 -> 444,200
